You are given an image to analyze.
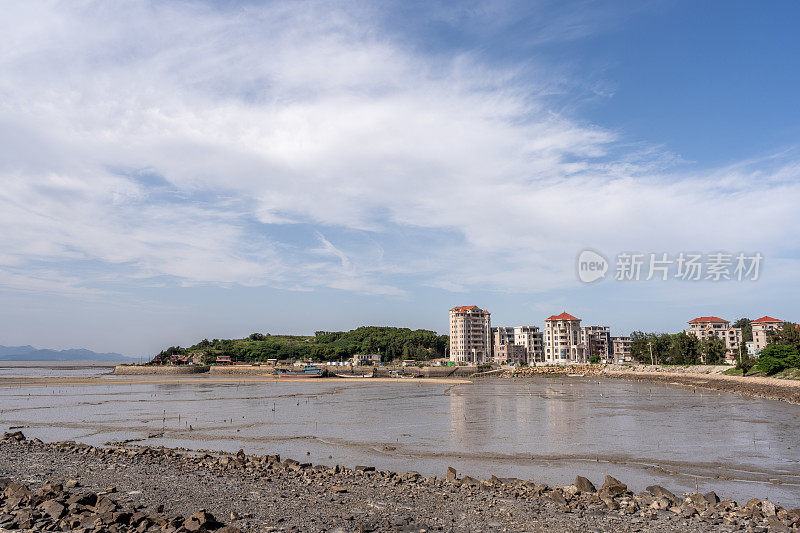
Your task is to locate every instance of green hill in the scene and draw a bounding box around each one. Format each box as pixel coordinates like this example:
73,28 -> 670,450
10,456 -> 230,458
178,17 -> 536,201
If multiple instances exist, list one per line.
153,326 -> 449,364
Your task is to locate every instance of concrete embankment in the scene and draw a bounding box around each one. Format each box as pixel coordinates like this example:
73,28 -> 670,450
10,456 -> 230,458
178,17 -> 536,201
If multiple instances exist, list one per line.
113,365 -> 277,376
112,365 -> 210,375
208,366 -> 275,375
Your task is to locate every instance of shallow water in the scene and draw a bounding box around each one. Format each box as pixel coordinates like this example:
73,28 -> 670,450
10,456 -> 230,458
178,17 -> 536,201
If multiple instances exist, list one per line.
1,369 -> 799,507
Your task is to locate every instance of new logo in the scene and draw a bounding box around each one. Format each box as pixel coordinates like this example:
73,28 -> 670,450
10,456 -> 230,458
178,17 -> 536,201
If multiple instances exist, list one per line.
577,249 -> 608,283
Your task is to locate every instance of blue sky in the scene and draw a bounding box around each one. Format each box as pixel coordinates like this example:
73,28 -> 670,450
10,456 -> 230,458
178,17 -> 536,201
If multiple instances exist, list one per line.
1,0 -> 799,356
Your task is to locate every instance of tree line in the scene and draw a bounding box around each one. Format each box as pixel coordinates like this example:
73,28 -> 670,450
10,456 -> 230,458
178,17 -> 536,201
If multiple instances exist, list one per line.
630,318 -> 800,375
151,326 -> 449,364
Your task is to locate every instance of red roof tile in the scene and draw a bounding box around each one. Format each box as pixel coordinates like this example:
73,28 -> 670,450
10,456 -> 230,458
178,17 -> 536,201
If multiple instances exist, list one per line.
752,316 -> 782,324
450,305 -> 485,313
688,316 -> 728,323
546,312 -> 580,321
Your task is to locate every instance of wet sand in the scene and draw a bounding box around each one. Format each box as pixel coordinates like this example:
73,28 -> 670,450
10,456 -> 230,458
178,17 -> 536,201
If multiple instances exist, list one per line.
603,369 -> 800,404
0,376 -> 470,386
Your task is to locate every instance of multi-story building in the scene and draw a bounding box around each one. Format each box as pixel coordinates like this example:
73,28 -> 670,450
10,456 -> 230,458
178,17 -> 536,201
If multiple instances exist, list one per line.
515,326 -> 545,363
491,325 -> 544,365
449,305 -> 491,364
543,312 -> 586,364
581,326 -> 611,362
611,336 -> 632,363
751,316 -> 783,354
685,316 -> 742,358
494,343 -> 527,365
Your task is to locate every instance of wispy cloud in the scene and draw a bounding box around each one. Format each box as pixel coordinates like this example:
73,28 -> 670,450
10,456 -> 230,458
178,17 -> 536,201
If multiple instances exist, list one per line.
0,0 -> 798,303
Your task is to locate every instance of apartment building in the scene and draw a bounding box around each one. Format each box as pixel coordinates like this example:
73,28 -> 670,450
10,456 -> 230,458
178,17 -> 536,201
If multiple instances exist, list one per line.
491,325 -> 544,365
751,316 -> 782,354
581,326 -> 611,361
611,336 -> 633,363
543,312 -> 586,364
449,305 -> 491,363
685,316 -> 742,358
494,343 -> 527,365
515,326 -> 545,363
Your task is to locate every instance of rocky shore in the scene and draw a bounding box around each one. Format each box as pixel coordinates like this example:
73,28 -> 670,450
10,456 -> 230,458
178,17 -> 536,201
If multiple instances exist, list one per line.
2,431 -> 798,532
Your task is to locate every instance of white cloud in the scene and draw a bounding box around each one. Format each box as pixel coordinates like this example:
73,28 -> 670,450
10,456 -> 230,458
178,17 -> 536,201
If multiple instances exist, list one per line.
0,0 -> 798,301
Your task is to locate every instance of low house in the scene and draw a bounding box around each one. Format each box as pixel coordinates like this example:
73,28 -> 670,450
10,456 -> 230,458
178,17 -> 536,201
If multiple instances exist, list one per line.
352,353 -> 380,366
215,355 -> 232,365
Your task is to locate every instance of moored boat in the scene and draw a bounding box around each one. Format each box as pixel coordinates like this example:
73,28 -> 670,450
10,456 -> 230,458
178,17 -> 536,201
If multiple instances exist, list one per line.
276,365 -> 325,377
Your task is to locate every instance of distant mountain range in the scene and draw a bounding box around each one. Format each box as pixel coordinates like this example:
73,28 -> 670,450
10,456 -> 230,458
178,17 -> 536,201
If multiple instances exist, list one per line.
0,345 -> 132,362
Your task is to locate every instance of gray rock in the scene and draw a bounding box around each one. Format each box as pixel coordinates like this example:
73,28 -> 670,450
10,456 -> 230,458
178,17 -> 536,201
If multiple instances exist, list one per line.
645,485 -> 677,503
601,475 -> 627,495
762,499 -> 777,517
39,499 -> 66,519
574,476 -> 596,493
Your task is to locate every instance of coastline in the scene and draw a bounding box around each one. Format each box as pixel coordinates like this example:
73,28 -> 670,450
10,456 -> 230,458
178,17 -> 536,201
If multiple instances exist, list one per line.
502,364 -> 800,405
3,431 -> 797,532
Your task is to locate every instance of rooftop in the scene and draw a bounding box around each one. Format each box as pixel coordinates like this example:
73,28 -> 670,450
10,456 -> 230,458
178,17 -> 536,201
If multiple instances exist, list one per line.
688,316 -> 728,324
752,316 -> 782,324
546,312 -> 580,321
450,305 -> 489,314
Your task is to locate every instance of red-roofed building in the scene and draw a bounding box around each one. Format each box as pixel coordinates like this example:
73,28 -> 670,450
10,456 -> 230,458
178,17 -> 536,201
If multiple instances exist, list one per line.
546,312 -> 580,321
752,316 -> 783,354
543,312 -> 587,364
449,305 -> 491,364
685,316 -> 742,361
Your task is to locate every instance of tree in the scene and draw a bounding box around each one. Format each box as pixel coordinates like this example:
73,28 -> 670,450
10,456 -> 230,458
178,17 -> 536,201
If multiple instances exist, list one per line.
701,337 -> 726,364
756,345 -> 800,375
736,353 -> 755,375
733,318 -> 753,343
767,323 -> 800,353
589,354 -> 601,364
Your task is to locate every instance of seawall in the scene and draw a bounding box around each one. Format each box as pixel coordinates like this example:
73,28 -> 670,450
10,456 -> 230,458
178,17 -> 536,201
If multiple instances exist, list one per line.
112,365 -> 210,375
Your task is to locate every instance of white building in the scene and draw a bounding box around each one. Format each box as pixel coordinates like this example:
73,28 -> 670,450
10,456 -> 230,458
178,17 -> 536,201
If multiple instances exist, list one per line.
751,316 -> 783,354
581,325 -> 611,362
611,336 -> 632,363
352,353 -> 380,365
543,312 -> 587,364
449,305 -> 491,364
685,316 -> 742,359
491,325 -> 544,365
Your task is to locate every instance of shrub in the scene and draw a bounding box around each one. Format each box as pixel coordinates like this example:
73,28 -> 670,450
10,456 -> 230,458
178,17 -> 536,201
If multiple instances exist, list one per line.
756,345 -> 800,375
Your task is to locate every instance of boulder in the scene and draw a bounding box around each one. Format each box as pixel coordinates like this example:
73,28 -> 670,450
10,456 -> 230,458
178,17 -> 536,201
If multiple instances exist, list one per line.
704,491 -> 720,505
94,496 -> 119,514
354,465 -> 375,472
459,476 -> 479,487
39,499 -> 66,519
762,500 -> 777,517
549,490 -> 567,506
767,518 -> 790,533
446,467 -> 457,482
1,431 -> 25,442
184,509 -> 220,532
645,485 -> 677,504
574,476 -> 596,493
601,475 -> 627,495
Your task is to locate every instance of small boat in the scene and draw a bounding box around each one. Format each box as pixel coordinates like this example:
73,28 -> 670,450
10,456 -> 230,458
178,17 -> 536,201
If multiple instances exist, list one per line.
276,365 -> 325,378
334,372 -> 374,378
